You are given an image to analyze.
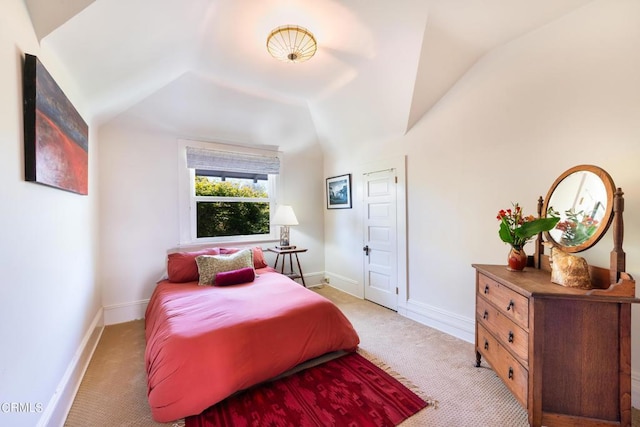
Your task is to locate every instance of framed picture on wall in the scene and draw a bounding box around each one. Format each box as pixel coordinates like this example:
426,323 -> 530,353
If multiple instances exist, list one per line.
23,53 -> 89,195
326,174 -> 352,209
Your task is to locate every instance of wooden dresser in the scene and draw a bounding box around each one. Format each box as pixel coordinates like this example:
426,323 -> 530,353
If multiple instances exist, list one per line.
475,166 -> 640,426
474,264 -> 638,426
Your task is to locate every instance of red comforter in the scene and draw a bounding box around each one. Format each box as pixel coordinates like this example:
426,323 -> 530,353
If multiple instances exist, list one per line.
144,268 -> 360,422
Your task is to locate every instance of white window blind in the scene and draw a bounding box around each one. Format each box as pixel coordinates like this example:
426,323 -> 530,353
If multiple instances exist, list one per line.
186,147 -> 280,175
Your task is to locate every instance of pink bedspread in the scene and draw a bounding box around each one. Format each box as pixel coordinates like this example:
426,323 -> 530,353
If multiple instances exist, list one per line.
145,268 -> 360,422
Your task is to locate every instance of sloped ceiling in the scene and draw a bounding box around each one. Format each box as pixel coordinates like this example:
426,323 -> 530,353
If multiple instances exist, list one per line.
26,0 -> 593,149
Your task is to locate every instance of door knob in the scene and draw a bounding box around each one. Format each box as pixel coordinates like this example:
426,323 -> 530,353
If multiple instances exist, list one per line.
363,245 -> 370,256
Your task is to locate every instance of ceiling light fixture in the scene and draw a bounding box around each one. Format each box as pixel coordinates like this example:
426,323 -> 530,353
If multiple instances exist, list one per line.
266,25 -> 317,63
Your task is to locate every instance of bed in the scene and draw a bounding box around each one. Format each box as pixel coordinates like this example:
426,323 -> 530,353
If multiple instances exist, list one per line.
144,247 -> 360,422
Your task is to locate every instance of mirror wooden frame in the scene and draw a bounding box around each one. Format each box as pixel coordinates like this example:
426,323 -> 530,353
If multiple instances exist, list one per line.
534,164 -> 628,285
541,164 -> 615,253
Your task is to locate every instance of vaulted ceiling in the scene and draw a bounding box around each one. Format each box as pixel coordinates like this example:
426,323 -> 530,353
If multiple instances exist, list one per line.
25,0 -> 593,149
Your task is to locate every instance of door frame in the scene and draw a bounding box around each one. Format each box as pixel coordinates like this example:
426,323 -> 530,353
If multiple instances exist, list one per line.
357,155 -> 408,310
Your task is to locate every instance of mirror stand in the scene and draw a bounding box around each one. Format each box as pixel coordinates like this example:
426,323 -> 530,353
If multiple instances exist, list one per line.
534,187 -> 628,290
610,187 -> 626,284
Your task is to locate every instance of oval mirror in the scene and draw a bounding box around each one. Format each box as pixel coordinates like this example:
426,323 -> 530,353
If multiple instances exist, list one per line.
542,165 -> 615,253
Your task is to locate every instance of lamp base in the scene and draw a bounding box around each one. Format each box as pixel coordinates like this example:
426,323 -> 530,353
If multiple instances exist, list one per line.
276,245 -> 296,250
279,225 -> 291,247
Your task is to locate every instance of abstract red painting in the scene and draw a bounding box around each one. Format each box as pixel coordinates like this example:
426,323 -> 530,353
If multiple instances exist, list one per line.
23,54 -> 88,195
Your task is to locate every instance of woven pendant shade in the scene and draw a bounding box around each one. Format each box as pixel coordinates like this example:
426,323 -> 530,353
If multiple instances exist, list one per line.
267,25 -> 317,63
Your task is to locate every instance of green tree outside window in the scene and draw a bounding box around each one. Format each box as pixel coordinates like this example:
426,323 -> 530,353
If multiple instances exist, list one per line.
195,176 -> 270,238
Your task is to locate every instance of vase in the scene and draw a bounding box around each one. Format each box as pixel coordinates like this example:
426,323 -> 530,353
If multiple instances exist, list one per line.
507,246 -> 527,271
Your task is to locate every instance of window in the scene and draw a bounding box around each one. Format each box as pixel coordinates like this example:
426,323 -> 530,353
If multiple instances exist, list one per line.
194,170 -> 272,238
178,140 -> 281,244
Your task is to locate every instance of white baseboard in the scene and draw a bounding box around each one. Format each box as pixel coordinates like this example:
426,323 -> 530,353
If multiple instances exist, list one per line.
322,271 -> 473,342
297,271 -> 324,287
323,272 -> 363,298
37,308 -> 104,427
397,299 -> 475,344
103,299 -> 149,325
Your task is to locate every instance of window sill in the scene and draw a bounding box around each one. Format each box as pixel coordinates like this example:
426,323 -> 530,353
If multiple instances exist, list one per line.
176,237 -> 279,250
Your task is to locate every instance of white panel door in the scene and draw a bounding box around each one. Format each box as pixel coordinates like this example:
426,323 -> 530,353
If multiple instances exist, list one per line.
363,169 -> 397,310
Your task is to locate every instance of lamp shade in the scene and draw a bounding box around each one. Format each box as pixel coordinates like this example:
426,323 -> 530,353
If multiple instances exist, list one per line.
272,205 -> 299,226
266,25 -> 317,63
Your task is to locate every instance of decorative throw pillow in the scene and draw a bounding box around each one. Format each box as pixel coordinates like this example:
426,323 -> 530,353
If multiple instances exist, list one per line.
252,247 -> 268,269
220,247 -> 239,255
550,246 -> 592,289
214,267 -> 256,286
221,247 -> 268,269
167,247 -> 221,283
196,249 -> 254,286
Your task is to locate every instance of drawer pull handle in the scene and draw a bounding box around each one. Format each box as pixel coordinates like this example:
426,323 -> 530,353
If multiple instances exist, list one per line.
508,367 -> 514,379
484,285 -> 489,294
483,311 -> 488,320
508,331 -> 514,343
506,300 -> 514,311
484,340 -> 489,351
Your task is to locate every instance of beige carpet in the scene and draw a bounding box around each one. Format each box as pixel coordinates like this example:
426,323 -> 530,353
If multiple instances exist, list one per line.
65,285 -> 639,426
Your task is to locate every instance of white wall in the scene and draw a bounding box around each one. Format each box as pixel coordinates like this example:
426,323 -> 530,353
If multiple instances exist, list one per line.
97,121 -> 179,322
97,112 -> 326,323
6,0 -> 637,423
323,0 -> 640,407
0,1 -> 102,426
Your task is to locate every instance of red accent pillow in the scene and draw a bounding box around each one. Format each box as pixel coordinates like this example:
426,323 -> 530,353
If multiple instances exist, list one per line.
252,247 -> 268,269
220,247 -> 239,254
214,267 -> 256,286
221,247 -> 268,269
167,248 -> 221,283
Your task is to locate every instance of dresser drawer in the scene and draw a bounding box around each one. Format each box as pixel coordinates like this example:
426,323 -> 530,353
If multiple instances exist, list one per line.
476,295 -> 528,364
477,324 -> 528,408
477,273 -> 529,329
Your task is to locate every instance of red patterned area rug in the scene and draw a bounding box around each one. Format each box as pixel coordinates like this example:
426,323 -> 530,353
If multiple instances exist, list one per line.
185,352 -> 432,427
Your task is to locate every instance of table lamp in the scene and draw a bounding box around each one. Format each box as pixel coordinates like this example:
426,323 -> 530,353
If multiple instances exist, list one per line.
272,205 -> 298,249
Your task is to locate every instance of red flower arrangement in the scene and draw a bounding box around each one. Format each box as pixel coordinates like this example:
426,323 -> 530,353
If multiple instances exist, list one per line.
497,203 -> 560,249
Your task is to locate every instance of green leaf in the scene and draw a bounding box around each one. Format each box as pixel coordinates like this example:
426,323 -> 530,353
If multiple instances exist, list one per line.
514,217 -> 560,239
498,220 -> 514,244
